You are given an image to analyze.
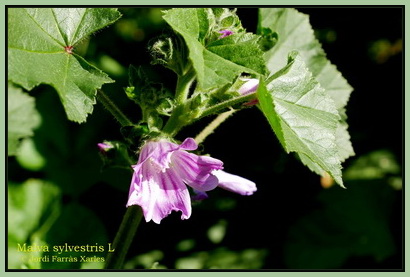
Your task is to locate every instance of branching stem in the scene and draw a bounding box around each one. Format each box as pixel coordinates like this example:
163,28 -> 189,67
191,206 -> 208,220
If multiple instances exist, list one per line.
97,89 -> 133,127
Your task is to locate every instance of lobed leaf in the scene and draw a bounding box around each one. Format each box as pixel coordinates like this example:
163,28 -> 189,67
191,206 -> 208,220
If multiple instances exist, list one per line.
8,8 -> 121,123
163,8 -> 266,91
259,8 -> 354,164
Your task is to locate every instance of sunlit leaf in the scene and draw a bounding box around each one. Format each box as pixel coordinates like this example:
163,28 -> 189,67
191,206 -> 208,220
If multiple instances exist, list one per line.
8,8 -> 121,122
163,8 -> 266,90
258,52 -> 343,186
259,8 -> 354,164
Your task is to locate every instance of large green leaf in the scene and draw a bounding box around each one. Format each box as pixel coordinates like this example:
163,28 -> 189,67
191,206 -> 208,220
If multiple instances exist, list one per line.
258,8 -> 354,164
8,8 -> 121,123
258,52 -> 343,186
163,8 -> 266,90
8,84 -> 41,156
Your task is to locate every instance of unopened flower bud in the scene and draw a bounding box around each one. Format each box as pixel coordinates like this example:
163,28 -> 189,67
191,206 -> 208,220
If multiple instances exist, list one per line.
238,78 -> 259,96
97,142 -> 113,153
218,29 -> 233,39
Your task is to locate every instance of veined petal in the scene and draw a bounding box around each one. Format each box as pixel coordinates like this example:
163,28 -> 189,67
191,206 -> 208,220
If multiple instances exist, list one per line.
213,170 -> 257,195
138,139 -> 179,169
178,137 -> 198,151
127,163 -> 155,216
151,168 -> 192,223
139,138 -> 198,170
127,165 -> 141,202
127,162 -> 192,224
171,151 -> 223,192
127,137 -> 257,224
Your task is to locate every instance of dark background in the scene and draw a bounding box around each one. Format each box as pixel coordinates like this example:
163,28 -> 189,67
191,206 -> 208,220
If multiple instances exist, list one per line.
8,7 -> 403,270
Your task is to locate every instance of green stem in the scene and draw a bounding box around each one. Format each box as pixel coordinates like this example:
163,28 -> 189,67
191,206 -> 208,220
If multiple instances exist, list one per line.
97,89 -> 133,127
163,93 -> 257,137
174,67 -> 195,104
199,93 -> 256,118
162,67 -> 196,136
104,206 -> 143,269
162,105 -> 186,137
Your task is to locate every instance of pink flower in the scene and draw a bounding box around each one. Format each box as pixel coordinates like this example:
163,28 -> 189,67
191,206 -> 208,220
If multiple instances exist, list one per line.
127,138 -> 256,223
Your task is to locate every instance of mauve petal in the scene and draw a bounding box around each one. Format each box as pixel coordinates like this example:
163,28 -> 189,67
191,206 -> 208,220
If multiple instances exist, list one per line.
137,140 -> 179,170
138,138 -> 197,168
171,151 -> 223,191
150,140 -> 180,169
213,170 -> 257,195
127,166 -> 141,202
151,168 -> 192,223
178,137 -> 198,151
127,137 -> 258,223
127,162 -> 192,224
137,141 -> 156,163
127,162 -> 155,212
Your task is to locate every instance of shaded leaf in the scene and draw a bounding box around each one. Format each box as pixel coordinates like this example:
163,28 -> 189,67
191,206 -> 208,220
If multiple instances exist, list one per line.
8,84 -> 41,156
29,88 -> 102,196
8,180 -> 60,269
8,179 -> 60,244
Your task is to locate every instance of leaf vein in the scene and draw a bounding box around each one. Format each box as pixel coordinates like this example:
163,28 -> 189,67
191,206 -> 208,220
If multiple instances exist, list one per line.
71,8 -> 88,45
51,8 -> 69,46
23,9 -> 64,48
8,46 -> 62,54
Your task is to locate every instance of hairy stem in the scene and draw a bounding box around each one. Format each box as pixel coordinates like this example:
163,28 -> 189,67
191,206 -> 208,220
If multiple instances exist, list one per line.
194,109 -> 236,144
104,206 -> 143,269
174,67 -> 195,103
97,89 -> 133,127
199,93 -> 256,118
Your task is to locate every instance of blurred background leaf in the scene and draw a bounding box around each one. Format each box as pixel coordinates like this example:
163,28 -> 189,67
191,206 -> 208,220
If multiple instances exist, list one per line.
8,179 -> 60,269
8,84 -> 41,156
